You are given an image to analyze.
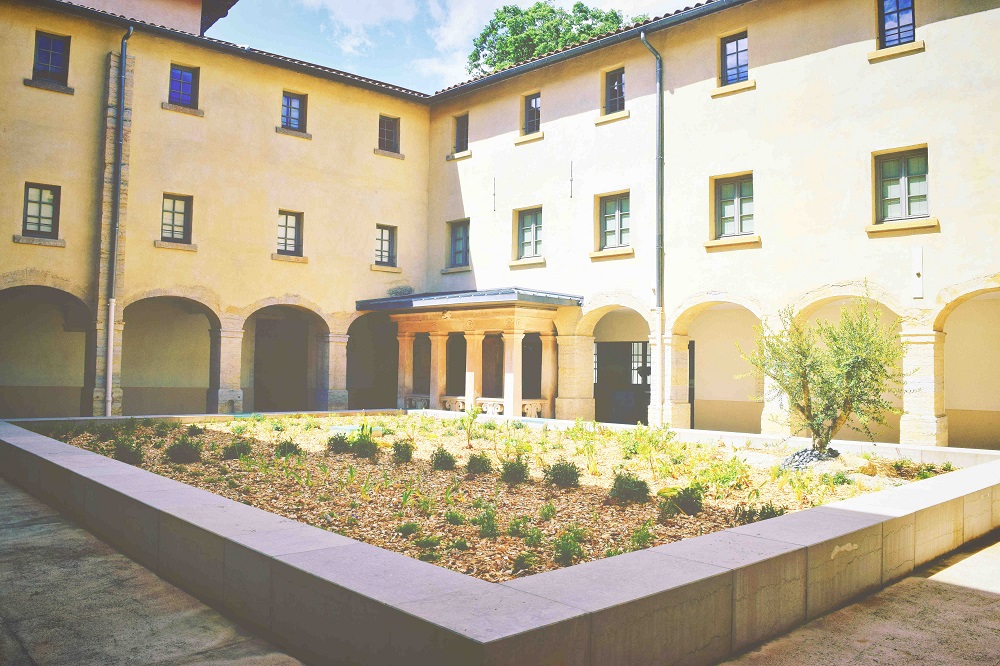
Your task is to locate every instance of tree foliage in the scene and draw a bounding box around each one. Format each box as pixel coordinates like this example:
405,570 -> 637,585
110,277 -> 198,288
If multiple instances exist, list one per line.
468,2 -> 648,76
742,298 -> 906,452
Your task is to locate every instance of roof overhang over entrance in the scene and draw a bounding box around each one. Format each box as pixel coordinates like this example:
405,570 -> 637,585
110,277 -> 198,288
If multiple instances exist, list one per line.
356,287 -> 583,313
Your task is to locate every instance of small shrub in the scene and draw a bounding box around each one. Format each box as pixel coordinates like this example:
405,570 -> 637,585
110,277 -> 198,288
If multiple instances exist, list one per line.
507,516 -> 531,538
186,424 -> 205,436
543,459 -> 581,488
226,478 -> 240,490
327,434 -> 353,454
609,471 -> 650,504
553,525 -> 587,566
513,551 -> 536,573
444,510 -> 466,525
523,527 -> 544,547
942,461 -> 954,472
166,436 -> 202,464
466,452 -> 494,476
500,456 -> 530,485
417,550 -> 440,562
352,437 -> 380,460
731,501 -> 786,526
274,440 -> 302,458
472,503 -> 499,538
430,446 -> 457,471
538,502 -> 556,522
113,436 -> 144,466
629,520 -> 654,550
657,484 -> 704,520
414,535 -> 441,549
222,439 -> 253,460
396,521 -> 421,537
915,463 -> 937,480
392,440 -> 415,463
447,538 -> 469,551
416,495 -> 435,516
152,421 -> 173,437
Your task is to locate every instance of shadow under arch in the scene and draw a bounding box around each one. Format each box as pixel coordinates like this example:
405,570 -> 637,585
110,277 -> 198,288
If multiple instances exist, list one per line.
347,312 -> 398,409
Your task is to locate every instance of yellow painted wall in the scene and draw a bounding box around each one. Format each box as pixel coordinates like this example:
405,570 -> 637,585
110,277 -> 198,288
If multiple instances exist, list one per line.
944,296 -> 1000,449
81,0 -> 203,34
593,308 -> 649,342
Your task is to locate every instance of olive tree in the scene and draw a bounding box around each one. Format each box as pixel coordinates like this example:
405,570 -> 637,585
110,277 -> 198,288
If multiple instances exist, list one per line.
742,297 -> 906,452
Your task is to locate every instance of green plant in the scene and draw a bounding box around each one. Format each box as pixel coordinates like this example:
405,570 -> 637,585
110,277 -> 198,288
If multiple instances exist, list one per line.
186,423 -> 205,436
113,436 -> 144,466
731,501 -> 786,525
553,525 -> 587,566
538,502 -> 556,522
915,463 -> 937,480
629,520 -> 654,550
153,421 -> 173,437
742,297 -> 906,452
543,459 -> 580,488
416,495 -> 436,516
393,439 -> 415,463
472,503 -> 500,538
507,516 -> 531,538
414,535 -> 441,549
942,461 -> 954,472
458,405 -> 483,448
444,509 -> 466,525
567,419 -> 600,476
447,538 -> 469,551
657,483 -> 705,519
327,433 -> 353,454
274,440 -> 301,458
609,471 -> 650,504
166,435 -> 202,464
222,439 -> 253,460
512,551 -> 536,573
500,456 -> 530,484
430,446 -> 457,471
466,452 -> 494,476
417,550 -> 440,562
523,527 -> 544,547
396,521 -> 421,537
352,438 -> 380,460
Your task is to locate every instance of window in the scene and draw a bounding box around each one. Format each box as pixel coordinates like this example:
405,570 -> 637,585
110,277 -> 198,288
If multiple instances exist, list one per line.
877,149 -> 928,222
880,0 -> 915,48
449,220 -> 470,267
716,176 -> 754,237
161,194 -> 192,243
721,32 -> 749,86
523,93 -> 541,135
33,32 -> 70,85
605,68 -> 625,114
518,208 -> 542,259
378,115 -> 400,153
375,224 -> 396,266
282,92 -> 306,132
277,211 -> 303,256
168,64 -> 199,108
22,183 -> 60,239
631,342 -> 650,386
454,113 -> 469,153
600,193 -> 630,249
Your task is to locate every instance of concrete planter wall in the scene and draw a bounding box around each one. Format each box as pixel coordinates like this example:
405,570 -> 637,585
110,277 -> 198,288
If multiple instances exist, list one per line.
1,420 -> 998,665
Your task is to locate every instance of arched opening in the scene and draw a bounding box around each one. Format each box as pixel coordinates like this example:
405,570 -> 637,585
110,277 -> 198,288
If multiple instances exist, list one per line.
445,333 -> 466,397
680,303 -> 762,433
122,297 -> 219,416
346,312 -> 398,409
482,334 -> 504,399
593,307 -> 651,424
0,286 -> 91,418
943,291 -> 1000,449
522,333 -> 542,399
802,298 -> 902,444
412,334 -> 431,396
244,305 -> 329,412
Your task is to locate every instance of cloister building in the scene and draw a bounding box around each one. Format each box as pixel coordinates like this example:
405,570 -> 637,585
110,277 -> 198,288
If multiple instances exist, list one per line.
1,0 -> 998,449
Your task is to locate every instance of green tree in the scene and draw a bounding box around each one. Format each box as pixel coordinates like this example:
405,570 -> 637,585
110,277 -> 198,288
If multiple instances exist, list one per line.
467,2 -> 647,76
742,297 -> 906,453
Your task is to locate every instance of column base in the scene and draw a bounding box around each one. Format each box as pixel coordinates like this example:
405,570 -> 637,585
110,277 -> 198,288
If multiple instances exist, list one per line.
669,402 -> 691,430
91,388 -> 123,417
326,389 -> 349,411
900,414 -> 948,447
555,398 -> 594,422
215,389 -> 244,414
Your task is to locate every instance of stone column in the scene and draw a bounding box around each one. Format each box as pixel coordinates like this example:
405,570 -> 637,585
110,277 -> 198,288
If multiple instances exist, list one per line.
667,334 -> 691,429
554,335 -> 595,421
647,309 -> 665,426
397,332 -> 414,409
503,331 -> 525,417
899,330 -> 948,446
325,333 -> 349,411
540,333 -> 557,418
464,331 -> 485,411
210,327 -> 244,414
428,332 -> 447,409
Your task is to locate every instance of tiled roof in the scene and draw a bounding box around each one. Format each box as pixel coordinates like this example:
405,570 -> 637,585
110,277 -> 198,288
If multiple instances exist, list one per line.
201,0 -> 240,35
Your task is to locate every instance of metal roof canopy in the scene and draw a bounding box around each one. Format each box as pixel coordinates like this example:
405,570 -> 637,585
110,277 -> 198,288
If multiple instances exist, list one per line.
356,287 -> 583,312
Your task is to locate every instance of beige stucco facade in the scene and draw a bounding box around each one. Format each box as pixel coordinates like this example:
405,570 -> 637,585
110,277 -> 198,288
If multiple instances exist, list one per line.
1,0 -> 998,449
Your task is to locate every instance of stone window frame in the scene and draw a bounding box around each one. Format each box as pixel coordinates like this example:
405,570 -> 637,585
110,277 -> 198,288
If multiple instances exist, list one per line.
281,91 -> 307,132
447,219 -> 470,268
378,115 -> 401,154
277,209 -> 304,257
375,223 -> 397,267
32,31 -> 71,86
160,193 -> 193,244
22,182 -> 61,240
604,67 -> 625,115
168,63 -> 200,109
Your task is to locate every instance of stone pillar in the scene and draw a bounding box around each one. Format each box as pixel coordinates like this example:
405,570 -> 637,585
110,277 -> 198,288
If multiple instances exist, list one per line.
428,332 -> 447,409
899,330 -> 948,446
325,333 -> 349,411
503,331 -> 525,417
554,335 -> 595,421
464,331 -> 485,411
647,309 -> 665,426
210,327 -> 244,414
397,332 -> 414,409
667,334 -> 691,429
540,333 -> 557,418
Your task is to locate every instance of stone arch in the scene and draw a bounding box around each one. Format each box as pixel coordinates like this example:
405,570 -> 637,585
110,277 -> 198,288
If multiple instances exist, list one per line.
576,291 -> 652,337
930,273 -> 1000,332
235,295 -> 332,333
121,287 -> 223,328
585,304 -> 653,425
667,291 -> 764,336
0,269 -> 91,309
790,280 -> 903,324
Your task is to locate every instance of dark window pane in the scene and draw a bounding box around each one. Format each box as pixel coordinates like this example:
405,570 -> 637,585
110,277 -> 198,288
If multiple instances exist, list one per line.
454,114 -> 469,152
33,32 -> 70,85
605,68 -> 625,114
721,32 -> 749,85
22,183 -> 60,239
379,116 -> 400,153
524,93 -> 541,134
168,65 -> 198,108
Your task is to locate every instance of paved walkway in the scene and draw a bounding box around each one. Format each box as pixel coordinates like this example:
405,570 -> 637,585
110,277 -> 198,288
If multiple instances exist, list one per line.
724,531 -> 1000,666
0,478 -> 301,666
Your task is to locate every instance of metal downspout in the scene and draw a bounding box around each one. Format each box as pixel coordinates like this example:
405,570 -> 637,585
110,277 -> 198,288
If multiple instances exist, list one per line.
640,31 -> 664,310
105,25 -> 133,417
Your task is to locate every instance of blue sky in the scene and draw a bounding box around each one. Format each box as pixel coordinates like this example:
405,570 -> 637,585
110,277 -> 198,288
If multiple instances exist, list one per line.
206,0 -> 692,94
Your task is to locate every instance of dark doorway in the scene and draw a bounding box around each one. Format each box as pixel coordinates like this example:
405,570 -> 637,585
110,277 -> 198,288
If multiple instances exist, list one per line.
446,334 -> 466,396
482,334 -> 504,399
347,313 -> 398,409
253,316 -> 308,411
595,341 -> 649,425
413,334 -> 430,395
522,334 -> 542,399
